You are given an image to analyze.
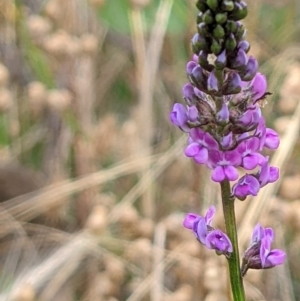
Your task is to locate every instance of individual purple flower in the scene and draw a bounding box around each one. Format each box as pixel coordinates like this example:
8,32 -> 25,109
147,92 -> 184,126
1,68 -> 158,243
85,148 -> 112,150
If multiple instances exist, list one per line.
170,103 -> 189,132
170,103 -> 198,132
232,174 -> 260,200
183,206 -> 216,244
257,157 -> 279,187
206,229 -> 233,254
241,224 -> 286,276
185,128 -> 218,164
237,137 -> 265,170
208,150 -> 242,182
183,206 -> 233,256
260,229 -> 286,268
238,105 -> 261,128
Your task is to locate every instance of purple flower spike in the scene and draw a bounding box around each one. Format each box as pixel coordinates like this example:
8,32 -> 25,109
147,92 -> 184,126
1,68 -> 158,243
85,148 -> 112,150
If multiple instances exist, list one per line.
232,174 -> 260,200
242,224 -> 286,276
170,103 -> 190,132
206,230 -> 233,254
221,132 -> 233,149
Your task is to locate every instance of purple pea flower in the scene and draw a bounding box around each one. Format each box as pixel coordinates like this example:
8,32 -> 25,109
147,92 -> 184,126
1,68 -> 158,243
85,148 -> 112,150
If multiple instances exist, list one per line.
206,229 -> 233,254
170,103 -> 198,132
237,137 -> 265,170
241,224 -> 286,276
185,128 -> 219,164
257,157 -> 279,187
183,206 -> 233,256
232,174 -> 260,200
208,150 -> 242,182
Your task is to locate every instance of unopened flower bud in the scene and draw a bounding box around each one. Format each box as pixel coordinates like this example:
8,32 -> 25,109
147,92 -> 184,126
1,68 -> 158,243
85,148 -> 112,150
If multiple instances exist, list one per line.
215,49 -> 227,69
230,1 -> 248,21
238,40 -> 250,53
191,33 -> 209,54
196,0 -> 207,12
226,20 -> 238,33
221,0 -> 234,12
206,0 -> 219,11
197,12 -> 203,24
198,51 -> 213,71
213,24 -> 225,39
223,72 -> 242,95
211,38 -> 222,55
203,9 -> 214,25
229,48 -> 248,70
215,12 -> 227,24
197,22 -> 209,36
240,56 -> 258,81
225,33 -> 237,51
191,66 -> 208,91
207,70 -> 219,93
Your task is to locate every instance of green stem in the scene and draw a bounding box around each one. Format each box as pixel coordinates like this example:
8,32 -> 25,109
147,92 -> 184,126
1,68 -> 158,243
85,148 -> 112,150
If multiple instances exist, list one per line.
220,180 -> 245,301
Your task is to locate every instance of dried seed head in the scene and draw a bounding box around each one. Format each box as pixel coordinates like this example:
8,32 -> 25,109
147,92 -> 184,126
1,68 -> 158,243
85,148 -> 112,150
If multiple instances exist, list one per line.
105,256 -> 125,283
27,15 -> 52,41
27,81 -> 47,109
0,88 -> 13,112
0,64 -> 9,87
118,205 -> 140,226
46,89 -> 72,112
80,34 -> 98,55
45,0 -> 61,21
43,31 -> 80,57
138,218 -> 154,238
85,205 -> 108,235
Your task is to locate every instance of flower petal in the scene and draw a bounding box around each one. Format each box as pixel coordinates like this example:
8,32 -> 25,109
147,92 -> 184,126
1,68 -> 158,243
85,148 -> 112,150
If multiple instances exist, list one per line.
224,166 -> 239,181
211,166 -> 225,182
183,213 -> 200,229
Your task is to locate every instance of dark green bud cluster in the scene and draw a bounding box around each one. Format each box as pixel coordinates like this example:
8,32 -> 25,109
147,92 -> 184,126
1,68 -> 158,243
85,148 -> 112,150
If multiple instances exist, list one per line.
192,0 -> 249,71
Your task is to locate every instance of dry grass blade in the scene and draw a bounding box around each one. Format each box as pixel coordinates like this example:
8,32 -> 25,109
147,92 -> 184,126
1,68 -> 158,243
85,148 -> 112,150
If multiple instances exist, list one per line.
5,231 -> 99,301
151,223 -> 166,301
134,0 -> 174,219
238,101 -> 300,244
108,135 -> 186,222
1,154 -> 160,223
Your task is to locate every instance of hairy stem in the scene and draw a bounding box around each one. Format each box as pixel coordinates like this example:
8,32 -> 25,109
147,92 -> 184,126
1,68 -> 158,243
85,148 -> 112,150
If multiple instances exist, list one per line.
220,180 -> 245,301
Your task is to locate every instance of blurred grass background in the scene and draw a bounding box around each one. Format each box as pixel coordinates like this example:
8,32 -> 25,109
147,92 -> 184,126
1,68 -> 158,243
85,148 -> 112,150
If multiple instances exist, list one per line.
0,0 -> 299,300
